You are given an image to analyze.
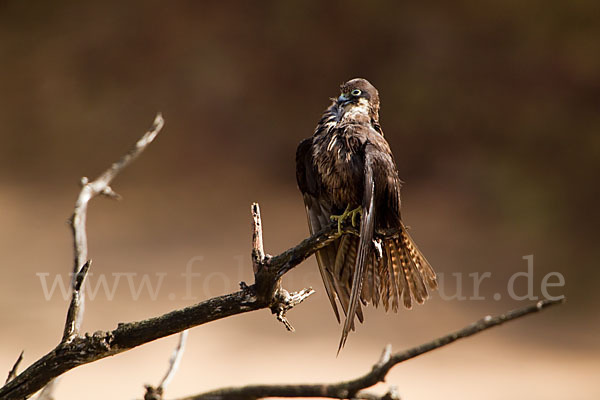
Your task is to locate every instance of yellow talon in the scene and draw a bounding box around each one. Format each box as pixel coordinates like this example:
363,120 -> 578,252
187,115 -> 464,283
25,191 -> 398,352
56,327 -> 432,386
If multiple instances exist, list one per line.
351,207 -> 362,227
330,205 -> 362,234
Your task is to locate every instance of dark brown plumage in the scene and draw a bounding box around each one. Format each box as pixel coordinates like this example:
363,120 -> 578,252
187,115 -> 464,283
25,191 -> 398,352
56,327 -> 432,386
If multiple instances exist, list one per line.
296,78 -> 438,351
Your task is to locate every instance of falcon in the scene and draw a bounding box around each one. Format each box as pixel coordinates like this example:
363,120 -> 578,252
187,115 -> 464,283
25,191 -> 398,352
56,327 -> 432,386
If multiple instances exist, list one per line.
296,78 -> 438,351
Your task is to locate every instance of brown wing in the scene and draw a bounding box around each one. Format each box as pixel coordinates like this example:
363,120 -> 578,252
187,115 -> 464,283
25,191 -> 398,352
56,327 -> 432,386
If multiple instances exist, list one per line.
338,142 -> 376,352
296,138 -> 341,322
366,131 -> 438,310
296,138 -> 364,324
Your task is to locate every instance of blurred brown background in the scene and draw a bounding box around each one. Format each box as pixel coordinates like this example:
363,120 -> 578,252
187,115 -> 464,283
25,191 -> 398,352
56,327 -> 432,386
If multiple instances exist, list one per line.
1,1 -> 598,399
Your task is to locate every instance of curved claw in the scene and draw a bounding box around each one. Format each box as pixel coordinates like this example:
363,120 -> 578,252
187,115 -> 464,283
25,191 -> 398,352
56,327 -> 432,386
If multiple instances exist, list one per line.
350,207 -> 362,227
330,205 -> 362,234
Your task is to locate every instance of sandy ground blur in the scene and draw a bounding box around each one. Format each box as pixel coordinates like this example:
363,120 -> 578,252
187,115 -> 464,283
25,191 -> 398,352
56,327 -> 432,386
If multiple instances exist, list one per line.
1,178 -> 597,400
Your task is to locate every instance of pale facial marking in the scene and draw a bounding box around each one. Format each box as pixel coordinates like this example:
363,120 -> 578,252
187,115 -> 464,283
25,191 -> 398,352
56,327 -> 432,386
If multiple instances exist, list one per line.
342,97 -> 371,122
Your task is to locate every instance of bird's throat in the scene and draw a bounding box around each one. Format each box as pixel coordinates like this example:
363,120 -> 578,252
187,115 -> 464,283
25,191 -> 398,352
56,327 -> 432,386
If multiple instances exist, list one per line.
341,98 -> 372,125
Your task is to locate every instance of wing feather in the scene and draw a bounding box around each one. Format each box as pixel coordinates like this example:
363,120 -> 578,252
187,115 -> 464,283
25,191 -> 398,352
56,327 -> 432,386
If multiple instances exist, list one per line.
304,197 -> 342,323
338,146 -> 376,352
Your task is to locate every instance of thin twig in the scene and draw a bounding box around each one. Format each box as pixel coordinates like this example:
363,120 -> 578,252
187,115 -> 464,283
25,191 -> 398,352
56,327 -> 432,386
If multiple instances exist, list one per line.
250,203 -> 316,331
0,114 -> 564,400
375,344 -> 392,368
26,114 -> 164,400
5,351 -> 23,385
36,380 -> 58,400
62,260 -> 91,342
159,330 -> 189,391
0,197 -> 564,400
271,287 -> 315,332
251,203 -> 265,274
176,299 -> 564,400
353,386 -> 399,400
144,330 -> 189,400
67,112 -> 165,333
0,202 -> 335,400
64,112 -> 163,347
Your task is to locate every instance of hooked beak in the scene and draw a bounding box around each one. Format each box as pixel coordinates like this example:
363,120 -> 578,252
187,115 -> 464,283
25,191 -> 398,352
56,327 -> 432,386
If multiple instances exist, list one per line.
337,94 -> 350,106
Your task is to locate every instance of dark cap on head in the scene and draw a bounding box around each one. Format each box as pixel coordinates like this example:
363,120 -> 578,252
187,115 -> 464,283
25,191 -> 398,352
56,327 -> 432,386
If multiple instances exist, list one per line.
338,78 -> 380,120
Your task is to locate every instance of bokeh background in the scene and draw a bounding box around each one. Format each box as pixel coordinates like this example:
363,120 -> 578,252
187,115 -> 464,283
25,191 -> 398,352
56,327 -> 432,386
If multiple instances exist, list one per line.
1,1 -> 598,399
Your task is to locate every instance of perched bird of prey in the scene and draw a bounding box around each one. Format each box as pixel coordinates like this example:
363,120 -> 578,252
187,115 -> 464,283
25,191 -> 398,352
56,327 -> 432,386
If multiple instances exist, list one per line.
296,78 -> 438,351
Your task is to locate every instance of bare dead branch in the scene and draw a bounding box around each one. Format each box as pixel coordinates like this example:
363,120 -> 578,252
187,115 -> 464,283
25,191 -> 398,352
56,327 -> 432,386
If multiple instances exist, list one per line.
68,112 -> 165,331
375,344 -> 392,368
251,203 -> 265,274
0,188 -> 564,400
250,202 -> 316,330
0,114 -> 164,400
5,351 -> 23,385
0,199 -> 343,399
0,114 -> 564,400
145,385 -> 164,400
351,386 -> 399,400
175,299 -> 564,400
159,330 -> 189,391
36,380 -> 58,400
62,260 -> 91,342
144,330 -> 189,400
271,287 -> 315,332
56,113 -> 163,397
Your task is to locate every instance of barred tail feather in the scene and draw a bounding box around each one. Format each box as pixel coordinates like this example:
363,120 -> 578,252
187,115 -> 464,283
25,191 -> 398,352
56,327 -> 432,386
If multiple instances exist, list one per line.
401,223 -> 437,291
379,245 -> 391,310
393,240 -> 414,309
374,225 -> 437,311
387,244 -> 400,312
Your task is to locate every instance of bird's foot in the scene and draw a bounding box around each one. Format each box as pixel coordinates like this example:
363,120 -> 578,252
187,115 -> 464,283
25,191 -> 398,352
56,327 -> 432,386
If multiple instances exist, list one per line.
330,205 -> 362,234
350,206 -> 362,227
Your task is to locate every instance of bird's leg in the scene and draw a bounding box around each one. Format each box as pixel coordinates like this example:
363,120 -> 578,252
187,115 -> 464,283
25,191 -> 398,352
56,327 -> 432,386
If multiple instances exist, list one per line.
330,205 -> 362,234
330,205 -> 351,234
350,207 -> 362,227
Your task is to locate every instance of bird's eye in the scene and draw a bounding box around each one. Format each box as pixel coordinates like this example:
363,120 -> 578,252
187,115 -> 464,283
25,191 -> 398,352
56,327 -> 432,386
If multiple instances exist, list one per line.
351,89 -> 362,96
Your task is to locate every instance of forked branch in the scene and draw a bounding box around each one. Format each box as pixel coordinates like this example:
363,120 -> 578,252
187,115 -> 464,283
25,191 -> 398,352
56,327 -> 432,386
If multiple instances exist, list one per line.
66,112 -> 165,338
177,299 -> 564,400
0,114 -> 164,400
0,114 -> 333,400
0,114 -> 565,400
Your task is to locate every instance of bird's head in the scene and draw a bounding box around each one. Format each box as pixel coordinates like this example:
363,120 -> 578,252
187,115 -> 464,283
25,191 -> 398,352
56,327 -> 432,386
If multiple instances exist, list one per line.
335,78 -> 380,123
